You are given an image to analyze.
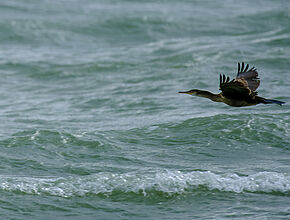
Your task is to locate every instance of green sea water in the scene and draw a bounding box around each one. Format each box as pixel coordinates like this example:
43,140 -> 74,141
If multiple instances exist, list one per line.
0,0 -> 289,219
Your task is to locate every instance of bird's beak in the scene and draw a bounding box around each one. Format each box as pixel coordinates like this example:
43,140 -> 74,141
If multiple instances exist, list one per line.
178,90 -> 192,95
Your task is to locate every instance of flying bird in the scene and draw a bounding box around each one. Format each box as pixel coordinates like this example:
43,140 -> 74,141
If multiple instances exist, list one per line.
179,62 -> 285,107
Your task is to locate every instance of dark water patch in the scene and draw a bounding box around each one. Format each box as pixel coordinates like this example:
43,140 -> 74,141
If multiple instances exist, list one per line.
0,129 -> 121,175
94,112 -> 290,173
115,113 -> 289,150
1,130 -> 105,149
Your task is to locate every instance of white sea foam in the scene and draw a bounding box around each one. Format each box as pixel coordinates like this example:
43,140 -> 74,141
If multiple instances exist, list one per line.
0,170 -> 289,197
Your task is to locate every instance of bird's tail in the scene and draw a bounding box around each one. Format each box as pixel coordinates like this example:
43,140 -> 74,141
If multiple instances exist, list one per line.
263,99 -> 285,106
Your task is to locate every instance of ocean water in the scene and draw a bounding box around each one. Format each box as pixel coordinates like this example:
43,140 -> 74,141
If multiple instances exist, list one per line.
0,0 -> 289,219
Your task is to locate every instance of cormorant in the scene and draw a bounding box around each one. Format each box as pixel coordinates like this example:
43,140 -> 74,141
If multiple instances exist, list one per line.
179,62 -> 285,107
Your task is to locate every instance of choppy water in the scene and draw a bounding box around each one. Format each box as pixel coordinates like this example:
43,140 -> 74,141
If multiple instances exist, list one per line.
0,0 -> 290,219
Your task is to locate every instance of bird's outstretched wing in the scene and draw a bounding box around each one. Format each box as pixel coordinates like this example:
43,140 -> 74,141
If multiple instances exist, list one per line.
220,74 -> 255,100
236,62 -> 260,91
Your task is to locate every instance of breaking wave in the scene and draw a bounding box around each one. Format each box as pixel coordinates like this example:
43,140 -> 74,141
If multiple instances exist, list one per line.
1,170 -> 289,198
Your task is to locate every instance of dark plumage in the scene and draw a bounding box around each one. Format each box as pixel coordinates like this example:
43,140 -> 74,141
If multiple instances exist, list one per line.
179,62 -> 285,107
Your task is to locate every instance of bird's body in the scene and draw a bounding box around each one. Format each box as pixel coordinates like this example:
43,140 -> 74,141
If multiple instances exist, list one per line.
179,62 -> 285,107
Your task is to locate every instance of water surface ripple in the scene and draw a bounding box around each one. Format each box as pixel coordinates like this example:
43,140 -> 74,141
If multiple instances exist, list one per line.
0,0 -> 289,219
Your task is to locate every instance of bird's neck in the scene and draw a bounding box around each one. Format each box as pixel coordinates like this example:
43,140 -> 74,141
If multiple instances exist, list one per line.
193,90 -> 223,102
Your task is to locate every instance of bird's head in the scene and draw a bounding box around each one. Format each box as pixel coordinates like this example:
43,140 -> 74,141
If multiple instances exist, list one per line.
178,89 -> 199,95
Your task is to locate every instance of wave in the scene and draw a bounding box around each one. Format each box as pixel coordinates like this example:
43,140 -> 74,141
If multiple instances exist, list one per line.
0,170 -> 289,198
